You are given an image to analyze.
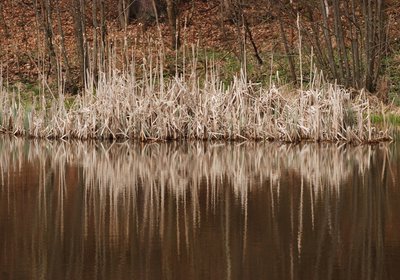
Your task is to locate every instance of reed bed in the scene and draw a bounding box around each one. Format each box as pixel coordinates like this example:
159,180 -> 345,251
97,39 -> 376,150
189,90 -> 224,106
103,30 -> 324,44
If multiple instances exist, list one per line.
0,55 -> 391,142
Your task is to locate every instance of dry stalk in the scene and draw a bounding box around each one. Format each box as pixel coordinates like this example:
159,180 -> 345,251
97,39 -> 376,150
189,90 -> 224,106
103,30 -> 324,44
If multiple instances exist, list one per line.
0,52 -> 391,143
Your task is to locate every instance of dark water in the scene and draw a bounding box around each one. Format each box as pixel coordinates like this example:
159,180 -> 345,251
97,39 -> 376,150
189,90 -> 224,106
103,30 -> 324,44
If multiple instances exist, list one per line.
0,137 -> 399,280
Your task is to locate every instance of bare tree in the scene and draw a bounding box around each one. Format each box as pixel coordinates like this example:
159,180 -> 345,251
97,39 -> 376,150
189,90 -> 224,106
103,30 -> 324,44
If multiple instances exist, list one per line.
0,2 -> 10,38
118,0 -> 162,28
280,0 -> 388,92
166,0 -> 180,49
71,0 -> 88,88
35,0 -> 57,77
275,1 -> 297,84
118,0 -> 130,28
220,0 -> 263,65
92,0 -> 107,75
54,0 -> 74,91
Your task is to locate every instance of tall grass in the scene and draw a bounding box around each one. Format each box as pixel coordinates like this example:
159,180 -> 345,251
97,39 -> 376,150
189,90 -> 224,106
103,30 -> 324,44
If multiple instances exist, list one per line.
0,51 -> 391,142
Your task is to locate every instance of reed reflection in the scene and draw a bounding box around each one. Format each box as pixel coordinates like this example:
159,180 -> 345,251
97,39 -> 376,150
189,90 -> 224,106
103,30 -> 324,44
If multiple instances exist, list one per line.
0,137 -> 398,280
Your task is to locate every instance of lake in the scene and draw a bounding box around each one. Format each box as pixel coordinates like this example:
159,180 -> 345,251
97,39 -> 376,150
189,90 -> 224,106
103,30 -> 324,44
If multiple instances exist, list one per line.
0,136 -> 399,279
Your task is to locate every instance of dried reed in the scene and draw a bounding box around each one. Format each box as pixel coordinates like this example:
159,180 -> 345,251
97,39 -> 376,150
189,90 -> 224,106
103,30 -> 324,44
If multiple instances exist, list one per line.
0,52 -> 391,143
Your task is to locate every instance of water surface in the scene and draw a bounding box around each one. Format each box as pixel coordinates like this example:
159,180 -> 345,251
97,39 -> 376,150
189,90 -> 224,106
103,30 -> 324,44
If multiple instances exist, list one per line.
0,137 -> 399,279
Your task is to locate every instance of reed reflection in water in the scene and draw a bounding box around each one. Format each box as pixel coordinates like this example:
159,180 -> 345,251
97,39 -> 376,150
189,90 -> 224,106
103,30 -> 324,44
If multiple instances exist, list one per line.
0,137 -> 399,280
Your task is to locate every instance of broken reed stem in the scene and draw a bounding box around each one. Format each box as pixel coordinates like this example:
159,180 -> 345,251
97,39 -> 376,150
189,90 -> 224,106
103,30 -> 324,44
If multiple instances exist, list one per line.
0,50 -> 391,143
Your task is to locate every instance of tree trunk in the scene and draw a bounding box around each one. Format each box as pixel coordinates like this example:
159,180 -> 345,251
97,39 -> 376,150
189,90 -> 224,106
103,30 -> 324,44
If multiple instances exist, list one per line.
55,0 -> 73,91
119,0 -> 161,28
166,0 -> 180,49
118,0 -> 129,28
0,2 -> 10,38
319,0 -> 338,79
71,0 -> 88,88
243,11 -> 262,65
99,0 -> 107,54
35,0 -> 57,78
278,16 -> 297,85
92,0 -> 98,80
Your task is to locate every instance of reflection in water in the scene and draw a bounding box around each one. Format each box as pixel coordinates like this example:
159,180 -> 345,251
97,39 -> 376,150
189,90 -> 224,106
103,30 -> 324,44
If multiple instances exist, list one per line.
0,137 -> 399,279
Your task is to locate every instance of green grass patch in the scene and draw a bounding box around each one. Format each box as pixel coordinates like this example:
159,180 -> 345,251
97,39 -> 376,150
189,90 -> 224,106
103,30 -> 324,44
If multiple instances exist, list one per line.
371,113 -> 400,125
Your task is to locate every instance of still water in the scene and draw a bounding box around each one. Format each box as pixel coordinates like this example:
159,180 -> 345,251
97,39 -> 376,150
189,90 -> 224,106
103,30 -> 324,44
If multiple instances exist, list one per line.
0,136 -> 399,280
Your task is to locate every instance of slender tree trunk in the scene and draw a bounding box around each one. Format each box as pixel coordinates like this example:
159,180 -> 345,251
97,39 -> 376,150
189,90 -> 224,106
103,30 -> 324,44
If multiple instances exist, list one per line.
55,0 -> 73,92
92,0 -> 98,80
118,0 -> 130,28
374,0 -> 387,85
231,1 -> 246,64
343,0 -> 361,87
243,12 -> 263,65
320,0 -> 337,79
166,0 -> 180,49
307,7 -> 327,71
151,0 -> 165,52
0,2 -> 10,38
56,0 -> 70,71
35,0 -> 57,77
278,16 -> 297,85
332,0 -> 350,85
99,0 -> 107,55
72,0 -> 88,88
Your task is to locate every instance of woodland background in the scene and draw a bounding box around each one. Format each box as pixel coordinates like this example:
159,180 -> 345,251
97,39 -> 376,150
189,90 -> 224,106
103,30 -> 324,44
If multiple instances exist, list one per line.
0,0 -> 399,100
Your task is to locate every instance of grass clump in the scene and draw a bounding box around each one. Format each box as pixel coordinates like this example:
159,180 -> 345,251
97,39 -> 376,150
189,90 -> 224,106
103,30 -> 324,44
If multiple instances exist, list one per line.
371,114 -> 400,125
